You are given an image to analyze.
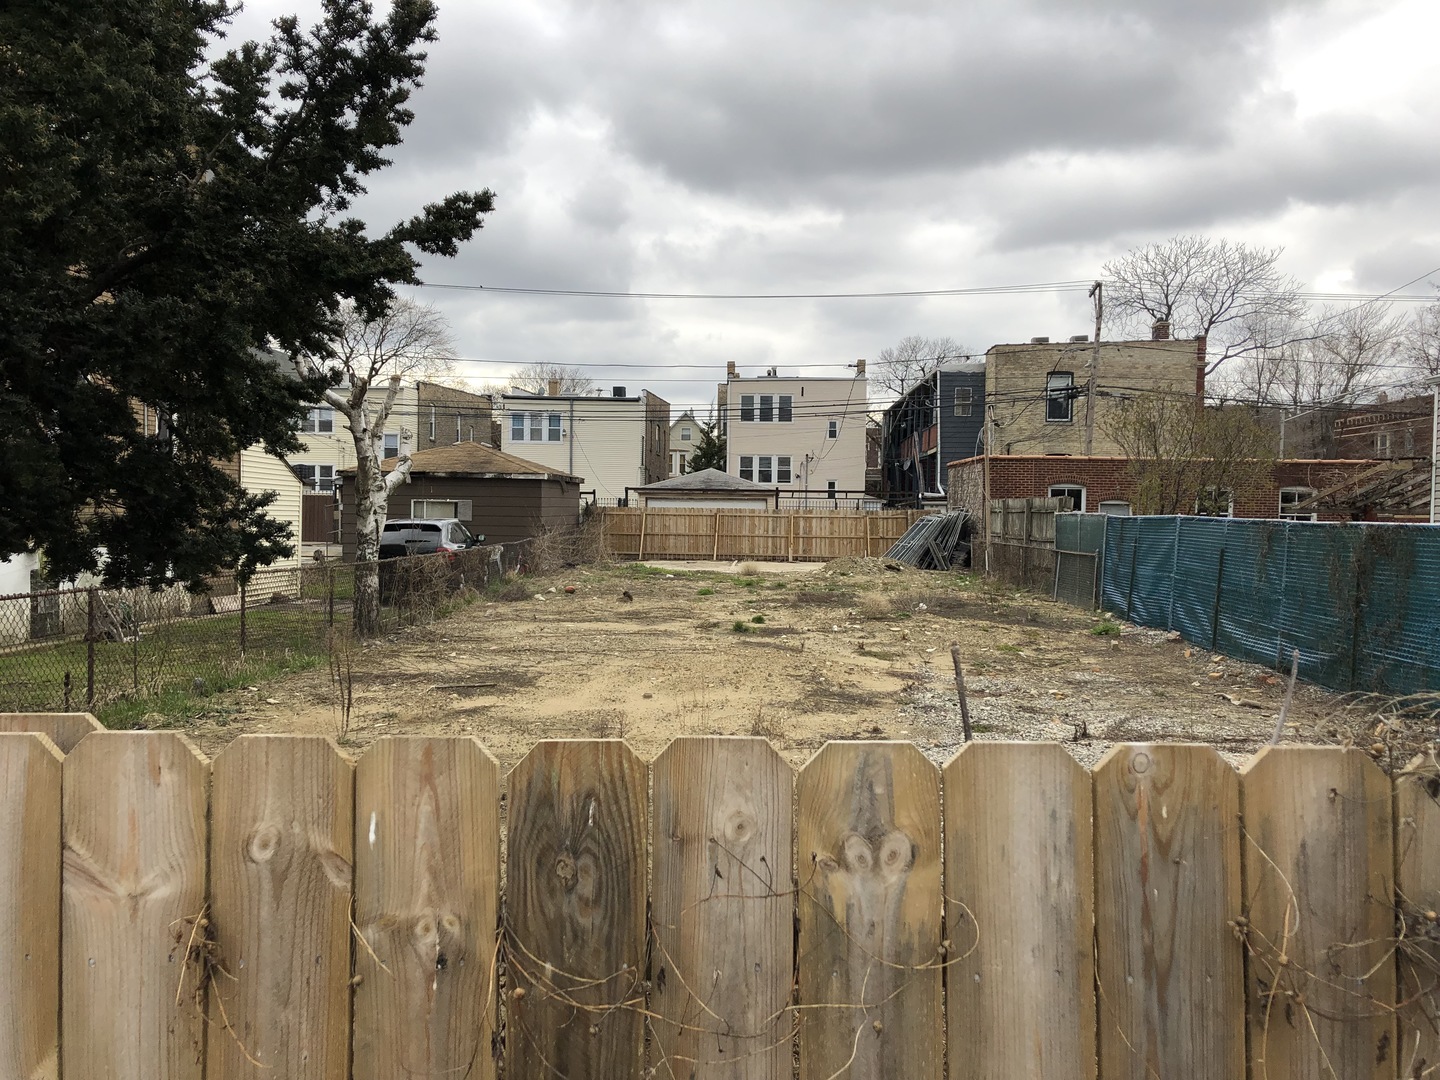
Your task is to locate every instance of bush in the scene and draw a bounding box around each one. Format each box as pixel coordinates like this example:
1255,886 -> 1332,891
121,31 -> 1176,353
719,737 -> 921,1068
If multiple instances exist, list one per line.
750,614 -> 766,624
731,620 -> 750,633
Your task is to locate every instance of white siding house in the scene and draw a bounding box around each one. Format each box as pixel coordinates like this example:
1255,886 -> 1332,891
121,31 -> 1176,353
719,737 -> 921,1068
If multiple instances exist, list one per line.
239,446 -> 305,573
288,383 -> 419,496
719,363 -> 869,502
499,388 -> 670,503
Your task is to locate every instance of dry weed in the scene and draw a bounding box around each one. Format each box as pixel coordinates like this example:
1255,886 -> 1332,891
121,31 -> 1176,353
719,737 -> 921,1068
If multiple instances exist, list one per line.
856,592 -> 894,619
737,561 -> 764,577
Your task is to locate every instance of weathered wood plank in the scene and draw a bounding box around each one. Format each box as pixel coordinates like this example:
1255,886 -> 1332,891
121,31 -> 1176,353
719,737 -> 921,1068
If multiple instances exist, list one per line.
1241,746 -> 1395,1079
0,734 -> 63,1080
208,736 -> 353,1079
943,741 -> 1096,1080
353,737 -> 500,1080
506,740 -> 648,1080
62,732 -> 209,1080
0,711 -> 104,752
651,737 -> 793,1080
1093,743 -> 1244,1080
796,741 -> 942,1080
1395,751 -> 1439,1077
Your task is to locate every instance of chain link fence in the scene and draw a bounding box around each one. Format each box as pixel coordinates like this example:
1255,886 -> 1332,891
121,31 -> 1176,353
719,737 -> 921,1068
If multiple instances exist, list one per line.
0,541 -> 532,722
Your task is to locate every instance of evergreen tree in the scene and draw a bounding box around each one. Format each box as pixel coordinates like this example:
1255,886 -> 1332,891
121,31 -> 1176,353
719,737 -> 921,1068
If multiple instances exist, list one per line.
686,418 -> 727,473
0,0 -> 494,587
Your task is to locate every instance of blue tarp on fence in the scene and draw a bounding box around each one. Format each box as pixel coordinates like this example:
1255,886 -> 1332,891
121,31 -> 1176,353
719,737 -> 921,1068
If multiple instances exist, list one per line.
1100,517 -> 1440,694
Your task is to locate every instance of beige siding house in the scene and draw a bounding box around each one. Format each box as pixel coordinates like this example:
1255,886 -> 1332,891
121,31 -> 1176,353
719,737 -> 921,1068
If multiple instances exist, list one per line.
719,362 -> 869,501
985,331 -> 1203,457
238,446 -> 305,573
288,383 -> 419,496
499,388 -> 670,503
669,411 -> 699,475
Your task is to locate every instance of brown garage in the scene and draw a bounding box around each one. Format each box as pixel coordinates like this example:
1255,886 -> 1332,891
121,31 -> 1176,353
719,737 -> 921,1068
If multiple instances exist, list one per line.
338,443 -> 581,558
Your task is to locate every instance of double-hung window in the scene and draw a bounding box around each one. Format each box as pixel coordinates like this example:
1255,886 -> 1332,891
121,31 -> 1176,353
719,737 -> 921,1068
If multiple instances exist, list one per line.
511,411 -> 562,441
827,419 -> 838,439
1046,372 -> 1074,423
681,426 -> 692,441
739,393 -> 792,422
383,433 -> 400,459
954,387 -> 973,417
1278,488 -> 1317,521
300,407 -> 335,434
738,455 -> 792,483
293,463 -> 335,493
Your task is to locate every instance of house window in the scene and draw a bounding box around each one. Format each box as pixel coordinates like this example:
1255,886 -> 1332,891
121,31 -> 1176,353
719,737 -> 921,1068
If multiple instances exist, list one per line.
739,393 -> 791,422
293,463 -> 335,493
428,407 -> 436,442
827,480 -> 837,499
1046,372 -> 1075,423
511,412 -> 561,441
827,420 -> 838,439
681,426 -> 692,442
1278,487 -> 1317,521
1048,484 -> 1085,512
412,500 -> 458,519
1376,432 -> 1391,457
1195,487 -> 1234,517
456,415 -> 462,443
1098,500 -> 1132,516
954,386 -> 974,417
299,407 -> 334,434
738,455 -> 791,483
383,433 -> 400,459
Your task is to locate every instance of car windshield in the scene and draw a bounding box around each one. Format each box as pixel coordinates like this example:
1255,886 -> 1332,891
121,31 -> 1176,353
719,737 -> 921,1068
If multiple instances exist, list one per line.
453,523 -> 475,543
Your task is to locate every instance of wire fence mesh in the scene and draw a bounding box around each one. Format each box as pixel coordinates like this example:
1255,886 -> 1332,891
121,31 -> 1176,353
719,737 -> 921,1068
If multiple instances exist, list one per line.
0,541 -> 531,722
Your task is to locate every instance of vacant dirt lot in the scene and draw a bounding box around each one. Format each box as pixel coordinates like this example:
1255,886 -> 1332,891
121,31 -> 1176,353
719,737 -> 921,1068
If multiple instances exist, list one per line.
182,558 -> 1351,770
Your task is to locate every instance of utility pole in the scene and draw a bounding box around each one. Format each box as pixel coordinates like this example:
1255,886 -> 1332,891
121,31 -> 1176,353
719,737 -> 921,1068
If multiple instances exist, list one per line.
983,403 -> 994,574
1084,280 -> 1102,455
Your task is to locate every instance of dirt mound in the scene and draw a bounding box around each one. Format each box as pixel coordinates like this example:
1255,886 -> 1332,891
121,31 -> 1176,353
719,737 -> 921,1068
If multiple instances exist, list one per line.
812,556 -> 921,578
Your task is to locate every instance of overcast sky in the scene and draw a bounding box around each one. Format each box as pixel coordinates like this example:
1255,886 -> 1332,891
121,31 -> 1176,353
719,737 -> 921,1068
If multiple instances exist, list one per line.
228,0 -> 1440,413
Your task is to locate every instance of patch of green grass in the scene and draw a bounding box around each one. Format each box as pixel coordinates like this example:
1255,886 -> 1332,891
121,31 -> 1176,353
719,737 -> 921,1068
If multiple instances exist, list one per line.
697,587 -> 715,596
750,614 -> 766,624
996,643 -> 1023,655
737,578 -> 760,588
769,582 -> 788,590
1090,619 -> 1122,636
731,620 -> 751,633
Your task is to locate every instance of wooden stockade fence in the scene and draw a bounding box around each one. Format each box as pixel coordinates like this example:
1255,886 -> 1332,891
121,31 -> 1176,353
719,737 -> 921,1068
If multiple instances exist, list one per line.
1,717 -> 1438,1079
600,507 -> 930,562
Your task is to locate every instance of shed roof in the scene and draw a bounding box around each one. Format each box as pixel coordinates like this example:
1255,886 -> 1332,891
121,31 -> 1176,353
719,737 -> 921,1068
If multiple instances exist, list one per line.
341,442 -> 580,482
635,468 -> 773,494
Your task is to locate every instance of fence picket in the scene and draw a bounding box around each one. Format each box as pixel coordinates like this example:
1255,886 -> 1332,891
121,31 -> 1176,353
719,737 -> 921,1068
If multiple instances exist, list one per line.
506,740 -> 648,1080
208,736 -> 353,1079
1093,744 -> 1244,1079
0,734 -> 62,1080
1241,746 -> 1395,1079
61,732 -> 209,1080
352,737 -> 500,1080
651,737 -> 793,1079
943,741 -> 1096,1080
0,711 -> 104,752
1395,752 -> 1439,1076
796,741 -> 942,1080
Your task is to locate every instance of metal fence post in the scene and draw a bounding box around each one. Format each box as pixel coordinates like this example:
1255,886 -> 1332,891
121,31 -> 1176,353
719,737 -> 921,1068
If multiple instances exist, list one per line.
85,587 -> 96,707
327,564 -> 335,628
239,580 -> 248,655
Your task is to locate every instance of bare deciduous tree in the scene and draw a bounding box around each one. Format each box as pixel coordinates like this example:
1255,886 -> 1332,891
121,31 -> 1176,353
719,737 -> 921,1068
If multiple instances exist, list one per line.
1400,300 -> 1440,391
1104,236 -> 1306,374
1103,394 -> 1276,515
297,298 -> 455,637
1221,303 -> 1406,407
872,335 -> 968,397
509,363 -> 594,395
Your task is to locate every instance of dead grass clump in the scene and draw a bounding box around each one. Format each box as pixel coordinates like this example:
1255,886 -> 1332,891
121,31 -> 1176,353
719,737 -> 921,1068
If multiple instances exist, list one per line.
737,561 -> 764,577
493,577 -> 532,602
856,592 -> 894,619
749,705 -> 785,743
1293,692 -> 1440,772
526,518 -> 608,574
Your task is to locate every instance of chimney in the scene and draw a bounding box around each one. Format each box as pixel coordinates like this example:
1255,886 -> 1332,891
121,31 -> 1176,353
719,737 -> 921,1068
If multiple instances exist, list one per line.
1030,336 -> 1050,344
547,378 -> 560,396
855,358 -> 866,377
1152,319 -> 1171,341
612,386 -> 627,398
726,361 -> 737,379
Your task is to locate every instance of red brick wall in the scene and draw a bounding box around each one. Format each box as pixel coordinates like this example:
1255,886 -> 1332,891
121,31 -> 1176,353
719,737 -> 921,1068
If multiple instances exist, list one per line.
947,455 -> 1384,522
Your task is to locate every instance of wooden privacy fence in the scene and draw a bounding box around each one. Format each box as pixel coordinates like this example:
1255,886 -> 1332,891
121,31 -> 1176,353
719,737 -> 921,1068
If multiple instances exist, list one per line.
2,718 -> 1438,1079
600,507 -> 929,562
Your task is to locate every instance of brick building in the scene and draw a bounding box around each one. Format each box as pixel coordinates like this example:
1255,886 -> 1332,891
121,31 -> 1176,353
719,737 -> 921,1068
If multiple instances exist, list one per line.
986,329 -> 1203,456
1332,395 -> 1434,461
947,455 -> 1401,523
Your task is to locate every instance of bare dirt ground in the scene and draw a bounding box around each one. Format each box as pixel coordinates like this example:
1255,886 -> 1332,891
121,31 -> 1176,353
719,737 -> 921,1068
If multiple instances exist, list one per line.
183,558 -> 1351,771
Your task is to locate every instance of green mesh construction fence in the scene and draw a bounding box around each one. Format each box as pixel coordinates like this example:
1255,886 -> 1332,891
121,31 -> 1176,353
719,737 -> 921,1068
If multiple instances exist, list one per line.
1101,517 -> 1440,694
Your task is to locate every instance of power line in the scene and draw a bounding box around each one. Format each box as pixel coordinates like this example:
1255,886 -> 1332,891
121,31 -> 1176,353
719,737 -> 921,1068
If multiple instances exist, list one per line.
413,279 -> 1096,300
